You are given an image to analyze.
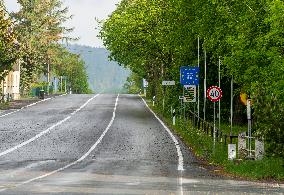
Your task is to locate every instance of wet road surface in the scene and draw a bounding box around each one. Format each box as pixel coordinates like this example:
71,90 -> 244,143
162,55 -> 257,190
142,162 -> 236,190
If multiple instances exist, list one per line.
0,94 -> 282,194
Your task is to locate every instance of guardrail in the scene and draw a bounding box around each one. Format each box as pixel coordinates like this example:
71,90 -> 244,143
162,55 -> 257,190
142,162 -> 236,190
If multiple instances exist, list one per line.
185,109 -> 238,145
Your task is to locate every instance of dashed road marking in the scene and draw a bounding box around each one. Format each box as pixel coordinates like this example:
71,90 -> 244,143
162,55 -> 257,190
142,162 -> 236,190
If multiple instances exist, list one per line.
0,94 -> 100,158
0,94 -> 119,192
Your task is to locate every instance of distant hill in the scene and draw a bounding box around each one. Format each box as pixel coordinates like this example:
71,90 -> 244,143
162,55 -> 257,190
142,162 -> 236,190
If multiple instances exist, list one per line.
66,45 -> 130,93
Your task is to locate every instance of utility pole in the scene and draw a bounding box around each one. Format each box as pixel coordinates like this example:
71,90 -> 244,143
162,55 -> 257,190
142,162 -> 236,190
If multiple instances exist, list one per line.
47,63 -> 50,95
60,76 -> 63,93
64,76 -> 67,93
197,37 -> 200,119
218,57 -> 221,136
230,77 -> 234,136
203,48 -> 207,122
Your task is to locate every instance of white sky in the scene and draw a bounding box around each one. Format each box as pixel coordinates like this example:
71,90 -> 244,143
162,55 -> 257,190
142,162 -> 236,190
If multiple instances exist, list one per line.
4,0 -> 121,47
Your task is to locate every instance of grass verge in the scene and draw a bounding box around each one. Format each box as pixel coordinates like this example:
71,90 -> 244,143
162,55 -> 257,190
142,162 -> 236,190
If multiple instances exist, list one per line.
148,101 -> 284,182
0,102 -> 9,110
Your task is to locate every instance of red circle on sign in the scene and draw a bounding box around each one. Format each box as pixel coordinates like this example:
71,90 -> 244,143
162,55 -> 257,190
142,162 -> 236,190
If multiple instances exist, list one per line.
207,86 -> 222,102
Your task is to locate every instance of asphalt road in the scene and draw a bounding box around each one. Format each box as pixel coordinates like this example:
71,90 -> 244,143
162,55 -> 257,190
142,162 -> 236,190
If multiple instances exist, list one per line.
0,94 -> 282,194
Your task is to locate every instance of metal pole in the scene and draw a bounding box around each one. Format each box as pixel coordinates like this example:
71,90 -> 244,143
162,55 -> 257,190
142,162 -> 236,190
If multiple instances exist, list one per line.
197,37 -> 200,119
230,77 -> 233,136
2,79 -> 4,100
47,63 -> 50,95
60,76 -> 63,92
173,108 -> 176,126
194,104 -> 196,127
180,99 -> 182,120
163,86 -> 165,112
214,102 -> 216,146
64,77 -> 67,93
248,119 -> 252,157
203,49 -> 207,122
183,87 -> 185,122
218,57 -> 221,136
247,100 -> 252,158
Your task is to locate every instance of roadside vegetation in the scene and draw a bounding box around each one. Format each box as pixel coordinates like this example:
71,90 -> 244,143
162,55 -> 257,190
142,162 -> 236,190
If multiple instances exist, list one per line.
101,0 -> 284,180
150,103 -> 284,181
0,0 -> 91,97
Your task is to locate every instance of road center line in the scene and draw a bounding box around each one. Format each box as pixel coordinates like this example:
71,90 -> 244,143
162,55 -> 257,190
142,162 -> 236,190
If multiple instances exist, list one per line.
140,96 -> 184,195
3,94 -> 119,190
0,94 -> 100,158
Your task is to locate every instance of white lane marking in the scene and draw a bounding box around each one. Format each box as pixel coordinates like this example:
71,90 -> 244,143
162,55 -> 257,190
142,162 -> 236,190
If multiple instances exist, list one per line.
0,94 -> 100,158
140,97 -> 184,171
179,177 -> 184,195
140,96 -> 184,195
7,94 -> 119,189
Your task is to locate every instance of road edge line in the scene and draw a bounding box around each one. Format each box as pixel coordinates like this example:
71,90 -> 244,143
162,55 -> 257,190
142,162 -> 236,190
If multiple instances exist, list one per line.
140,95 -> 184,171
140,95 -> 184,195
0,94 -> 68,118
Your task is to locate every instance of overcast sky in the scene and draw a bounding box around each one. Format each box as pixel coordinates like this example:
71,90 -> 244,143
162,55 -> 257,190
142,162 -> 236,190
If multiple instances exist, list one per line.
4,0 -> 121,47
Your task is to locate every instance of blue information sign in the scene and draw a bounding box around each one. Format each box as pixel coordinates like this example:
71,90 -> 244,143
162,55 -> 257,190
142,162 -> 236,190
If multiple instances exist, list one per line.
180,66 -> 200,85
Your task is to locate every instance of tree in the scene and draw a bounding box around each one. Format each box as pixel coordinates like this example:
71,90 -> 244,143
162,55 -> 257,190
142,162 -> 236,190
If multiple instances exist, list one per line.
12,0 -> 72,93
0,3 -> 19,85
101,0 -> 284,156
52,46 -> 91,94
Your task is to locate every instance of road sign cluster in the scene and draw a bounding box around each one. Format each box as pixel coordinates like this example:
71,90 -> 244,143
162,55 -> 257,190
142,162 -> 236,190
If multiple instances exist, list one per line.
159,66 -> 223,104
180,66 -> 200,103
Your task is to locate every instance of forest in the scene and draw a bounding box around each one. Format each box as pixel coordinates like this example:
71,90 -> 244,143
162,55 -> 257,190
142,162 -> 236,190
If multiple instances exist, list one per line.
100,0 -> 284,156
66,45 -> 130,93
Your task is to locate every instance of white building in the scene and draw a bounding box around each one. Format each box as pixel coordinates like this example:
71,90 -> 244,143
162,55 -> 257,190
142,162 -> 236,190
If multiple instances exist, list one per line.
1,62 -> 21,100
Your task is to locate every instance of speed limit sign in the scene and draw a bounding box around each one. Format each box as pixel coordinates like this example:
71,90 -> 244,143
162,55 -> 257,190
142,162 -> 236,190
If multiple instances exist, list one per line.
207,86 -> 222,102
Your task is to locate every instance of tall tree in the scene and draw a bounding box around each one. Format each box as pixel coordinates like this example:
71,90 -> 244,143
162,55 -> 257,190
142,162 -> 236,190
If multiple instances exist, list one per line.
101,0 -> 284,156
0,2 -> 19,84
12,0 -> 72,93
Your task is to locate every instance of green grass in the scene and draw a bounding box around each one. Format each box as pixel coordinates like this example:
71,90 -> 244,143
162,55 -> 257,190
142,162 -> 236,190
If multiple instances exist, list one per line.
149,102 -> 284,181
0,102 -> 9,110
225,157 -> 284,180
219,123 -> 247,135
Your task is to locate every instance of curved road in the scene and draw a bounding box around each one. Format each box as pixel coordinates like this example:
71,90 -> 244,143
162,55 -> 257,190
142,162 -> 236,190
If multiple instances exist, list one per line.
0,94 -> 282,194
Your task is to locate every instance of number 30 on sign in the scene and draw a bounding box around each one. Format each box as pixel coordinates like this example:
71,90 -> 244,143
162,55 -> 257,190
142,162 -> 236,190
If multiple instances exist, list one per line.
207,86 -> 222,102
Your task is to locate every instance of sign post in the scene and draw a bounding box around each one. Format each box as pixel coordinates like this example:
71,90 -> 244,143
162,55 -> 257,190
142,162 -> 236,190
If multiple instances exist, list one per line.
197,37 -> 200,120
247,99 -> 252,158
207,86 -> 223,146
204,49 -> 207,122
152,96 -> 156,107
179,96 -> 183,120
172,108 -> 176,126
180,66 -> 200,123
